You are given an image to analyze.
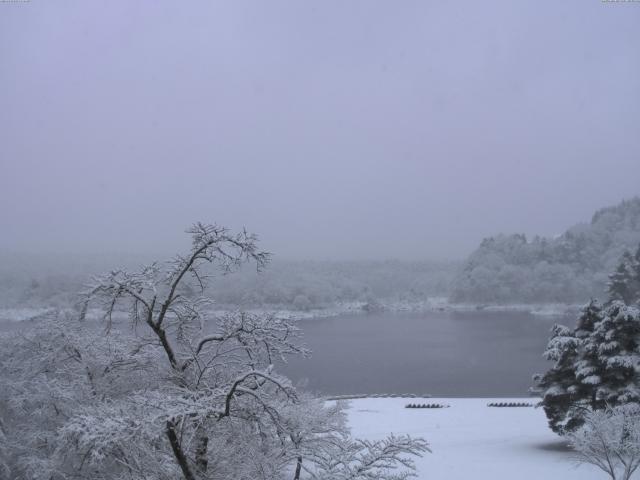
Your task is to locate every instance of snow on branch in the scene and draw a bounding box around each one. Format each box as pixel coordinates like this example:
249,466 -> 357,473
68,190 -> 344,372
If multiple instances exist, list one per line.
80,223 -> 272,370
569,404 -> 640,480
309,433 -> 430,480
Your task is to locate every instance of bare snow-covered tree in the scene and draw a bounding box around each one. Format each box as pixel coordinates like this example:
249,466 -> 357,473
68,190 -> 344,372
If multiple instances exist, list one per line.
0,223 -> 428,479
309,433 -> 429,480
75,223 -> 306,479
280,393 -> 430,480
569,404 -> 640,480
25,222 -> 426,480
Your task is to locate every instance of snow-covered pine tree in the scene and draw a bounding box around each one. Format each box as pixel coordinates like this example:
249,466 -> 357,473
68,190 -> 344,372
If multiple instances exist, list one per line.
586,301 -> 640,406
573,300 -> 606,411
632,244 -> 640,303
607,247 -> 640,305
536,291 -> 640,435
534,303 -> 598,434
607,251 -> 636,305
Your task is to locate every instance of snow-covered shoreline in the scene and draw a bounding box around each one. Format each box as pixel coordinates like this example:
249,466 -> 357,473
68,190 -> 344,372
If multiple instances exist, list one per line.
0,298 -> 580,324
217,297 -> 581,321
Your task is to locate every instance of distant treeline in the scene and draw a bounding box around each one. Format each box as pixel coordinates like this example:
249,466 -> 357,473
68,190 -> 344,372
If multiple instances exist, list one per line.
0,254 -> 459,311
451,197 -> 640,304
206,259 -> 458,310
7,197 -> 639,311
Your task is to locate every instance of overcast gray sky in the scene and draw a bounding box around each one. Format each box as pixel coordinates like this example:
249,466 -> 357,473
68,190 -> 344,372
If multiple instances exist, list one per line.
1,0 -> 639,260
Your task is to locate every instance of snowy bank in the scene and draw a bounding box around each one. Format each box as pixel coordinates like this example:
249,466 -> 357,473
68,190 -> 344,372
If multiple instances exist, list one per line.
0,298 -> 580,325
345,397 -> 601,479
0,307 -> 62,323
260,298 -> 582,320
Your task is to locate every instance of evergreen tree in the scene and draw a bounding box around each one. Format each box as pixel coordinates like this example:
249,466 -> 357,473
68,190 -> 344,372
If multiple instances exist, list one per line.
573,300 -> 606,410
535,302 -> 600,434
536,280 -> 640,435
607,251 -> 636,304
607,245 -> 640,306
632,244 -> 640,302
534,324 -> 581,434
587,301 -> 640,406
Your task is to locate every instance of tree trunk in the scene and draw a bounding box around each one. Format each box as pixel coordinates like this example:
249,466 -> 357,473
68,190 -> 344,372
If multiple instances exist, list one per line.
293,456 -> 303,480
195,428 -> 209,474
152,325 -> 179,369
166,420 -> 197,480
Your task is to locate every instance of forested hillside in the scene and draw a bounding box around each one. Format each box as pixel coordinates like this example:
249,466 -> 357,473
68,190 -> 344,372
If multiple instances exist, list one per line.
451,197 -> 640,304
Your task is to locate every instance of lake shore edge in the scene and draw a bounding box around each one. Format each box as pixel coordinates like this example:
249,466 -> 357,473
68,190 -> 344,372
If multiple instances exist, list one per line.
0,298 -> 583,324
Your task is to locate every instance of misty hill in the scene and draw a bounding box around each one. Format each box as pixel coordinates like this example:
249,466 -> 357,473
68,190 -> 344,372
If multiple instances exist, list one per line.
451,197 -> 640,304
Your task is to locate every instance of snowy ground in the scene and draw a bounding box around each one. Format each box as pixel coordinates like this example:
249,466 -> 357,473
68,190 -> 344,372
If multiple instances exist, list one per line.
345,397 -> 602,479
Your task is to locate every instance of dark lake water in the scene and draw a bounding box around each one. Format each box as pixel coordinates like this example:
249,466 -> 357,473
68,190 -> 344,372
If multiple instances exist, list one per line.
0,309 -> 571,397
279,311 -> 567,397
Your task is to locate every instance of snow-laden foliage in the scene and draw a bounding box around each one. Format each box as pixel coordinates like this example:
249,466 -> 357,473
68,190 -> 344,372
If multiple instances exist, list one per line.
568,404 -> 640,480
0,223 -> 428,480
0,310 -> 162,479
607,247 -> 640,306
535,252 -> 640,435
308,434 -> 430,480
534,305 -> 593,434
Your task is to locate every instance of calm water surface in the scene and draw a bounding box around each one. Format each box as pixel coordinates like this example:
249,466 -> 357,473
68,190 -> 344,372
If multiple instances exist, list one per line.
0,310 -> 568,397
279,311 -> 565,397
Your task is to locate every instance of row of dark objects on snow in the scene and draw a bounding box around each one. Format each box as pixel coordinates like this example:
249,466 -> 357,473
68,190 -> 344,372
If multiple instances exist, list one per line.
405,403 -> 449,409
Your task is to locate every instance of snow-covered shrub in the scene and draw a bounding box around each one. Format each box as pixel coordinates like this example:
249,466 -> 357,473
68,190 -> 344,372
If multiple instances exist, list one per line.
569,404 -> 640,480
